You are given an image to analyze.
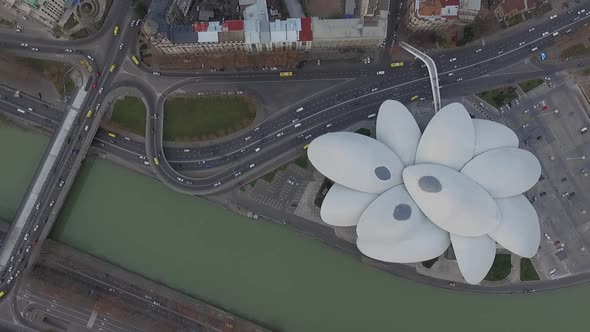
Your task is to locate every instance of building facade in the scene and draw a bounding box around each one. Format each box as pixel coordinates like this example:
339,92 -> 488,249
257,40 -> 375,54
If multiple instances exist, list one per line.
143,0 -> 387,56
1,0 -> 67,28
406,0 -> 482,31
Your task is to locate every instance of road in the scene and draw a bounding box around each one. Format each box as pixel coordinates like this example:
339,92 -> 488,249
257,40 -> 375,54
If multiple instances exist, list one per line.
0,0 -> 587,325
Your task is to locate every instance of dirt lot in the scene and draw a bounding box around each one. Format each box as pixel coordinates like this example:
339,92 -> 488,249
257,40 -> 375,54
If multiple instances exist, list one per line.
544,23 -> 590,62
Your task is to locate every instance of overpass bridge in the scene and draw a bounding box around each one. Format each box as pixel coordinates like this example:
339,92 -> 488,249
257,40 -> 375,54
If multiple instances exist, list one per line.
400,42 -> 441,112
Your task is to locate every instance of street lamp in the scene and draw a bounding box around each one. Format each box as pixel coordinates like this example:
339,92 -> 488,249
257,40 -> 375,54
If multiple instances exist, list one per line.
566,156 -> 586,160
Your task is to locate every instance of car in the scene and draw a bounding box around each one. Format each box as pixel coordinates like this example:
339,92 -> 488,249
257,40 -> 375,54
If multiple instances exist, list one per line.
475,48 -> 482,53
291,118 -> 299,123
96,71 -> 101,77
113,25 -> 119,35
15,29 -> 21,32
24,233 -> 29,241
530,47 -> 538,52
544,233 -> 551,240
131,19 -> 136,26
287,179 -> 295,185
35,202 -> 40,210
557,247 -> 564,253
249,163 -> 255,168
176,177 -> 184,182
518,41 -> 525,46
87,55 -> 94,61
20,43 -> 28,47
449,58 -> 457,62
376,71 -> 385,75
449,282 -> 456,287
565,28 -> 572,33
296,107 -> 304,112
119,42 -> 124,49
578,9 -> 586,14
213,181 -> 221,187
98,87 -> 104,94
497,50 -> 504,55
31,47 -> 38,52
304,134 -> 312,139
276,132 -> 284,137
84,125 -> 89,131
254,147 -> 261,152
183,149 -> 190,152
528,27 -> 536,32
96,103 -> 101,109
542,31 -> 549,36
548,268 -> 556,275
26,244 -> 32,253
234,171 -> 242,177
109,64 -> 116,72
92,82 -> 97,89
326,123 -> 332,128
552,32 -> 559,36
7,266 -> 13,273
49,200 -> 55,207
123,136 -> 131,141
550,14 -> 557,20
7,277 -> 13,285
136,19 -> 141,26
152,71 -> 161,76
244,136 -> 252,141
58,179 -> 65,187
143,161 -> 150,166
65,48 -> 73,53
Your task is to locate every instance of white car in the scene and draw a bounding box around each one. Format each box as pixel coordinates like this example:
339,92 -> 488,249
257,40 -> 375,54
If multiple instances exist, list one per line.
33,225 -> 39,232
124,136 -> 131,141
119,42 -> 124,49
31,47 -> 38,51
276,132 -> 284,137
87,55 -> 94,61
234,171 -> 242,177
35,202 -> 40,210
152,71 -> 161,76
371,88 -> 378,92
96,103 -> 101,109
550,14 -> 557,20
528,27 -> 536,32
131,19 -> 136,26
25,245 -> 31,253
518,41 -> 525,46
376,71 -> 385,75
20,43 -> 28,47
449,58 -> 457,62
542,31 -> 549,36
24,233 -> 29,241
475,48 -> 482,53
49,200 -> 55,207
65,48 -> 73,53
213,181 -> 221,187
548,268 -> 556,275
98,87 -> 104,94
456,78 -> 463,82
176,177 -> 184,183
244,136 -> 251,141
579,9 -> 586,14
183,149 -> 190,152
249,163 -> 255,168
326,123 -> 332,128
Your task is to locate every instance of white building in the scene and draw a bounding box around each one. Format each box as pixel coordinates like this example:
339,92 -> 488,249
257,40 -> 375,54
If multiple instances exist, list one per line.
1,0 -> 67,28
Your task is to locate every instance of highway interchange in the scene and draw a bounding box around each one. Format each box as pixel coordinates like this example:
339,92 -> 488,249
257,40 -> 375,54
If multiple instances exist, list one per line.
0,0 -> 588,325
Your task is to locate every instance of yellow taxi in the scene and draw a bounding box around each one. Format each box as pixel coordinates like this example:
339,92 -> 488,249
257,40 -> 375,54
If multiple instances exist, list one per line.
107,132 -> 117,138
390,62 -> 405,68
109,64 -> 116,72
410,95 -> 419,101
279,71 -> 293,77
113,25 -> 119,36
153,157 -> 160,166
86,109 -> 93,118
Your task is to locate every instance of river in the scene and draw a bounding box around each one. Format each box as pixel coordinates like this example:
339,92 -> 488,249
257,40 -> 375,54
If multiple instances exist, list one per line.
0,122 -> 586,332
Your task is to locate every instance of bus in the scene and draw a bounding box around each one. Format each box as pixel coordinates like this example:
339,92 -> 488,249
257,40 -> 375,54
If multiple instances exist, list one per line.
86,109 -> 93,118
279,71 -> 293,77
131,55 -> 140,65
390,62 -> 405,68
410,95 -> 419,101
153,157 -> 160,166
107,132 -> 117,138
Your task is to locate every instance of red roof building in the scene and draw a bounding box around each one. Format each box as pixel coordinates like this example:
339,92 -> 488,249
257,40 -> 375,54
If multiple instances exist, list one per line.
223,20 -> 244,31
192,22 -> 209,32
299,17 -> 313,41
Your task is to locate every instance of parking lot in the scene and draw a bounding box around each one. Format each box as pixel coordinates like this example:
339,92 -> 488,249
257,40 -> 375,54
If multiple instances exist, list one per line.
476,74 -> 590,279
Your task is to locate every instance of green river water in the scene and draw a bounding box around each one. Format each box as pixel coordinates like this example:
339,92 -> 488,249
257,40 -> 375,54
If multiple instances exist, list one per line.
0,123 -> 585,332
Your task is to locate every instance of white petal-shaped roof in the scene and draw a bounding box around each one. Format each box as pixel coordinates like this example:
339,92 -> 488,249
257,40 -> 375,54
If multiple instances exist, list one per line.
488,195 -> 540,258
403,164 -> 499,237
473,119 -> 519,156
376,100 -> 421,166
357,185 -> 446,242
461,147 -> 541,198
320,184 -> 378,227
415,102 -> 475,170
357,223 -> 450,263
451,233 -> 496,285
308,132 -> 405,194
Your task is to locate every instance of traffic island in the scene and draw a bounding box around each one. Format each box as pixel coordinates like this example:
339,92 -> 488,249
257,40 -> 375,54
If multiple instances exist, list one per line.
107,96 -> 146,136
163,95 -> 256,142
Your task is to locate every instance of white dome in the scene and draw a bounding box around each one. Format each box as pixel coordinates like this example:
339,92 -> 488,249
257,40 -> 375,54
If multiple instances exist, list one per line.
488,195 -> 540,258
403,164 -> 499,237
376,100 -> 421,166
451,233 -> 496,285
415,103 -> 475,170
461,147 -> 542,198
320,184 -> 378,227
472,119 -> 519,156
308,132 -> 404,194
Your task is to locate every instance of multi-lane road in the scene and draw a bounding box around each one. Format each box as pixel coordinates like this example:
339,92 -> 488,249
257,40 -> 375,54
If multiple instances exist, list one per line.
0,0 -> 588,324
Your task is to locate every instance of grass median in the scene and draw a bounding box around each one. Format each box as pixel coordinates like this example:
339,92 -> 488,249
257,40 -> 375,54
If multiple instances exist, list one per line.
163,95 -> 256,141
109,96 -> 146,136
484,254 -> 512,281
15,57 -> 74,96
520,258 -> 540,281
518,79 -> 544,93
477,86 -> 517,108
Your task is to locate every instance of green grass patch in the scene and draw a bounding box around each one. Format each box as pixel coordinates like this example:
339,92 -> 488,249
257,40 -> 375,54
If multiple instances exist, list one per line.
477,86 -> 517,108
484,254 -> 512,281
294,155 -> 309,169
355,128 -> 371,137
520,258 -> 540,281
163,96 -> 256,141
518,79 -> 544,93
15,57 -> 74,96
109,97 -> 146,136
